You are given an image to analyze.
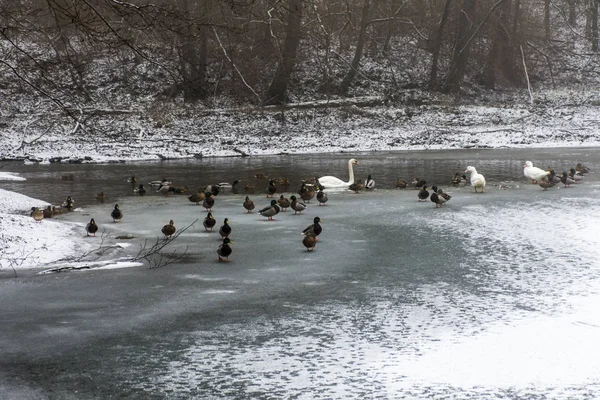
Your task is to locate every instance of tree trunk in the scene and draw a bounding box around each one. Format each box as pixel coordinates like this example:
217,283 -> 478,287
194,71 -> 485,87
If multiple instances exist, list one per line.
483,0 -> 518,88
339,0 -> 371,95
264,0 -> 303,105
544,0 -> 551,40
443,0 -> 476,93
383,0 -> 400,55
429,0 -> 453,90
592,0 -> 599,51
568,0 -> 577,26
180,0 -> 209,102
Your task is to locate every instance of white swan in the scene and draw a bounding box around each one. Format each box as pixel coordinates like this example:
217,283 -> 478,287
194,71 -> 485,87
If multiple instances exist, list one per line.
318,159 -> 359,189
465,166 -> 486,193
523,161 -> 550,183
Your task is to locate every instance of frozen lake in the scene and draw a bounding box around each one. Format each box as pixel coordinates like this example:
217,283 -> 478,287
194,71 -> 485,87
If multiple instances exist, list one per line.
1,148 -> 600,399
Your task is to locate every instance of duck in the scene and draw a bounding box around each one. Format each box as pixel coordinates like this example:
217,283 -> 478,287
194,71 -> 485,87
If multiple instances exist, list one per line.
217,238 -> 234,262
243,196 -> 255,213
538,180 -> 555,190
418,186 -> 429,201
316,188 -> 328,205
348,179 -> 365,193
203,212 -> 217,232
568,168 -> 584,183
412,178 -> 426,189
365,174 -> 375,190
547,169 -> 562,185
127,176 -> 137,184
188,190 -> 206,205
465,166 -> 486,193
278,195 -> 291,211
96,192 -> 107,203
149,179 -> 171,187
218,218 -> 232,238
275,177 -> 290,190
436,187 -> 452,203
302,217 -> 322,241
576,163 -> 590,174
265,179 -> 277,198
134,184 -> 146,195
111,204 -> 123,222
161,220 -> 176,239
203,192 -> 215,212
244,183 -> 255,193
31,207 -> 44,223
302,233 -> 317,251
218,180 -> 241,194
259,199 -> 281,221
157,182 -> 171,196
451,173 -> 462,186
395,178 -> 408,189
561,171 -> 576,187
204,184 -> 221,196
318,158 -> 359,189
86,218 -> 98,237
170,185 -> 190,194
523,161 -> 550,184
430,191 -> 444,207
299,182 -> 316,202
42,205 -> 55,219
63,196 -> 74,211
255,173 -> 268,180
290,195 -> 307,215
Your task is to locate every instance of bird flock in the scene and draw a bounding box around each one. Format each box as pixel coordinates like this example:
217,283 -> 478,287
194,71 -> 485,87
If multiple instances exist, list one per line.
30,159 -> 591,263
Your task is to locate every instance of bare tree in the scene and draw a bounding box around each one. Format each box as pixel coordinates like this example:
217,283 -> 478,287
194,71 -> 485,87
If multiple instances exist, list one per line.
339,0 -> 371,95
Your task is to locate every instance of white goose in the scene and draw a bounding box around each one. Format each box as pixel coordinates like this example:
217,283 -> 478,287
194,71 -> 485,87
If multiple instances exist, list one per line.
465,166 -> 486,193
318,159 -> 359,189
523,161 -> 550,183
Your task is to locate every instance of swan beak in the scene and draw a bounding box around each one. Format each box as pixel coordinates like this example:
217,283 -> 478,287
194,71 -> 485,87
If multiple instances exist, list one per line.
355,161 -> 360,165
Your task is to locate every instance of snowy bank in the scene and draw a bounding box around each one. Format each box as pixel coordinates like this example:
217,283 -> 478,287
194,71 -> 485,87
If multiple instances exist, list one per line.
0,189 -> 91,271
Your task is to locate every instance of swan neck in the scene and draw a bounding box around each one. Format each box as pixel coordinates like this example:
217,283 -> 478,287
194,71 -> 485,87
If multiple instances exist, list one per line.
347,160 -> 355,185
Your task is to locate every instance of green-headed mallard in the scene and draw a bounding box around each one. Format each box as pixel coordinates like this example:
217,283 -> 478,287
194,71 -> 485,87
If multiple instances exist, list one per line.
266,179 -> 277,198
217,238 -> 233,262
188,190 -> 206,205
111,204 -> 123,222
219,218 -> 232,238
31,207 -> 44,223
569,168 -> 584,183
302,217 -> 322,241
290,195 -> 306,215
561,171 -> 576,187
418,186 -> 429,201
430,190 -> 445,208
204,212 -> 216,232
134,184 -> 146,195
157,182 -> 171,196
278,195 -> 291,211
161,220 -> 176,239
317,189 -> 328,206
302,233 -> 317,252
259,199 -> 280,221
86,218 -> 98,237
63,196 -> 74,211
243,196 -> 255,213
465,166 -> 486,193
203,192 -> 215,212
204,184 -> 221,196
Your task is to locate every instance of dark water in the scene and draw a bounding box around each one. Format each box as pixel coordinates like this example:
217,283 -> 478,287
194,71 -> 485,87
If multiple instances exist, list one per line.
1,147 -> 598,207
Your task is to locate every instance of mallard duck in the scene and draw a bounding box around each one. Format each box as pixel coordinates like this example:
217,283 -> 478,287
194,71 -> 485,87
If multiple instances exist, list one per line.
465,166 -> 486,193
244,183 -> 255,193
188,190 -> 206,205
134,184 -> 146,195
290,195 -> 306,215
127,176 -> 137,184
149,179 -> 171,187
203,212 -> 216,231
299,182 -> 315,202
203,192 -> 215,212
96,192 -> 107,203
218,179 -> 241,194
395,179 -> 408,189
436,187 -> 452,203
31,207 -> 44,223
217,238 -> 233,262
412,178 -> 426,189
278,195 -> 291,211
86,218 -> 98,237
524,161 -> 550,183
259,200 -> 281,220
243,196 -> 255,213
157,182 -> 170,196
576,163 -> 590,174
266,179 -> 277,198
561,171 -> 576,187
365,174 -> 375,190
170,185 -> 190,194
302,233 -> 317,252
42,205 -> 54,219
204,184 -> 221,196
63,196 -> 74,211
418,186 -> 429,201
348,179 -> 364,193
275,177 -> 290,190
538,180 -> 555,190
161,220 -> 176,239
317,189 -> 328,206
302,217 -> 322,241
255,173 -> 268,180
219,218 -> 232,238
569,168 -> 584,183
452,173 -> 462,186
111,204 -> 123,222
547,169 -> 561,185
